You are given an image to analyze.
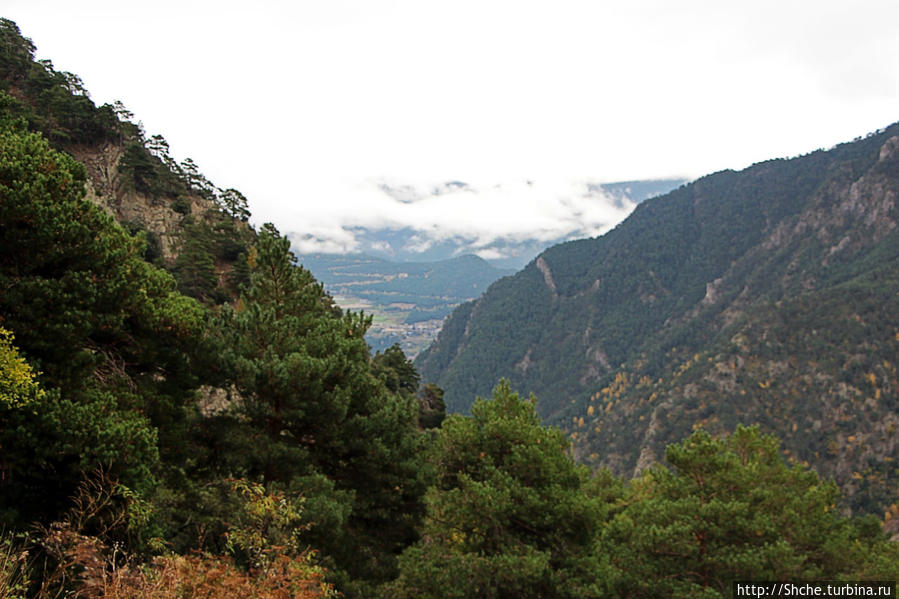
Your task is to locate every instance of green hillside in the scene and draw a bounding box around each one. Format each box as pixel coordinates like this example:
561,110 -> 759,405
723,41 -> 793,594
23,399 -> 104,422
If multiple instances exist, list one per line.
416,123 -> 899,516
3,17 -> 898,598
0,19 -> 427,596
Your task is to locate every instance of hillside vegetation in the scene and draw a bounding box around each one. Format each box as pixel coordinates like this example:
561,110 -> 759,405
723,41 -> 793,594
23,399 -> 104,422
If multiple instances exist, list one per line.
417,119 -> 899,519
1,18 -> 897,598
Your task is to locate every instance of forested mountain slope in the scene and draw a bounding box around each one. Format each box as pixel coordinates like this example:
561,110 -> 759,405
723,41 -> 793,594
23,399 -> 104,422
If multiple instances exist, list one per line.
4,18 -> 899,597
0,19 -> 430,596
417,122 -> 899,516
0,18 -> 254,305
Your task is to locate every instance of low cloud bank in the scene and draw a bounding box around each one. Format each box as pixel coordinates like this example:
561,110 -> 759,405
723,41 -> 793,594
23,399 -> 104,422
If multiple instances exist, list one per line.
281,177 -> 639,260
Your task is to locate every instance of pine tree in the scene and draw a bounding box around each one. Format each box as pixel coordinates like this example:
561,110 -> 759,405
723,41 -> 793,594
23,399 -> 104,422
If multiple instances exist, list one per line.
386,380 -> 607,598
603,426 -> 899,598
0,125 -> 203,528
209,224 -> 427,593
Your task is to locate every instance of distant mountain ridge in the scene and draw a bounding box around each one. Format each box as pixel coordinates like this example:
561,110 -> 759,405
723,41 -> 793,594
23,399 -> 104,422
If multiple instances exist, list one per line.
416,123 -> 899,517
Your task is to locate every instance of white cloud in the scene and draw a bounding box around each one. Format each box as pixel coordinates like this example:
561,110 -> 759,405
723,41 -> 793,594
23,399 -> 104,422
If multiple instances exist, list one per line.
368,240 -> 392,253
402,233 -> 435,254
473,247 -> 514,261
286,221 -> 360,254
276,177 -> 637,255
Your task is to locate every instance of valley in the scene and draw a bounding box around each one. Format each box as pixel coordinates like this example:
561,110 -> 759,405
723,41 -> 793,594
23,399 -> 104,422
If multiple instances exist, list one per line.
296,252 -> 513,355
3,13 -> 899,597
296,178 -> 687,355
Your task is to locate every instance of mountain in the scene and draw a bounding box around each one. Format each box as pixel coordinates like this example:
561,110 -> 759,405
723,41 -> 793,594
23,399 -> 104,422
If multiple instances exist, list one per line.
296,252 -> 513,355
416,122 -> 899,516
4,19 -> 899,596
296,178 -> 686,355
0,19 -> 255,307
0,19 -> 432,593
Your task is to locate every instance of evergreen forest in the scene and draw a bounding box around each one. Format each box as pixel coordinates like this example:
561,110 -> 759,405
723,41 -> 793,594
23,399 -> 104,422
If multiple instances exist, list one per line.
1,19 -> 897,598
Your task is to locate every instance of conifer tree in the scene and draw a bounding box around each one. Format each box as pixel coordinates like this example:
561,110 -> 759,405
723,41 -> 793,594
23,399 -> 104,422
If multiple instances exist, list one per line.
386,380 -> 607,598
210,224 -> 427,593
0,124 -> 203,528
603,426 -> 899,598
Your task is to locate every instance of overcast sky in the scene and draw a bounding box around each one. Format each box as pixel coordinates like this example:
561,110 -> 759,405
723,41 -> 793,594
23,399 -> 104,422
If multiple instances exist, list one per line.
5,0 -> 899,254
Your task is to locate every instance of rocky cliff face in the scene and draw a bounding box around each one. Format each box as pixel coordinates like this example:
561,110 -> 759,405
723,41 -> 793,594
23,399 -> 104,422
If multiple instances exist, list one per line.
71,142 -> 221,263
0,17 -> 243,268
417,123 -> 899,517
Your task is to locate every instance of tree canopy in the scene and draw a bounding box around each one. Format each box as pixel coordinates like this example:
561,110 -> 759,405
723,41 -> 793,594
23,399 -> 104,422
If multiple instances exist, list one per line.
604,426 -> 899,598
386,380 -> 609,598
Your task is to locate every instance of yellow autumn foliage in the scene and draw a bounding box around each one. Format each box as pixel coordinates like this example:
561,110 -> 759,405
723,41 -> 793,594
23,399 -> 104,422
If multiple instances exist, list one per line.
0,327 -> 44,408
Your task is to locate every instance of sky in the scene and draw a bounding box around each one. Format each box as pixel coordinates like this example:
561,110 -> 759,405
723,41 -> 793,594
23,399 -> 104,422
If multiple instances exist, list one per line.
4,0 -> 899,257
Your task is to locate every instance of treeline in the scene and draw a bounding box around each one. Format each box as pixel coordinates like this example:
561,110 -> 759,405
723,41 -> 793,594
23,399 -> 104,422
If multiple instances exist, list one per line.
386,384 -> 899,598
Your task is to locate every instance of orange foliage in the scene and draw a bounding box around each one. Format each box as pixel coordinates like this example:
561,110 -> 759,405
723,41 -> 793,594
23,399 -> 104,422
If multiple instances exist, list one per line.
86,552 -> 332,599
31,472 -> 334,599
37,524 -> 333,599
